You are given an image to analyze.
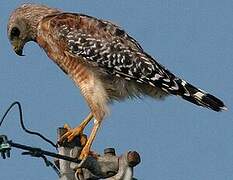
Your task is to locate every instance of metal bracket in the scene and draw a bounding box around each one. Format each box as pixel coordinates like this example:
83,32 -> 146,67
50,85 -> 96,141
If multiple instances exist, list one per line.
57,128 -> 141,180
0,135 -> 11,159
72,149 -> 140,180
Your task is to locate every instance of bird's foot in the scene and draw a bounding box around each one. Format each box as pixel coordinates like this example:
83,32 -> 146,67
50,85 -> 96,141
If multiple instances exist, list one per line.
79,145 -> 100,159
58,124 -> 86,145
76,145 -> 93,168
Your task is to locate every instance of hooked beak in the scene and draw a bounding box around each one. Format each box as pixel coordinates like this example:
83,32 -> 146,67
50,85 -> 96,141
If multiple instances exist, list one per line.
12,41 -> 25,56
15,48 -> 24,56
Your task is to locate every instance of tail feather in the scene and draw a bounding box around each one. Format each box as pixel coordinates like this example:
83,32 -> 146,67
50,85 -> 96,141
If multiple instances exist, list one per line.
137,55 -> 227,112
164,78 -> 227,112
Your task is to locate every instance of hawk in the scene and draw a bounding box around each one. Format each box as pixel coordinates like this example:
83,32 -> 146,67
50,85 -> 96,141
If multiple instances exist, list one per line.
8,4 -> 226,162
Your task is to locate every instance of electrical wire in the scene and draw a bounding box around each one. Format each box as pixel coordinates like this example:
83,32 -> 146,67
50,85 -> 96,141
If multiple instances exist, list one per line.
0,101 -> 57,148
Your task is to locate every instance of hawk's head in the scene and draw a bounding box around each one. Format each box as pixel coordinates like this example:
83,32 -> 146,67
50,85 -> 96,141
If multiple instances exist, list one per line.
7,3 -> 60,56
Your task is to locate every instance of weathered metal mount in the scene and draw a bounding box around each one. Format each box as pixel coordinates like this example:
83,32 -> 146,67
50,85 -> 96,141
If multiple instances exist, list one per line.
57,127 -> 141,180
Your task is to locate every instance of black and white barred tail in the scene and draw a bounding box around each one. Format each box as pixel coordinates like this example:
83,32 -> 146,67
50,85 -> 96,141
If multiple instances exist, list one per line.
162,78 -> 227,112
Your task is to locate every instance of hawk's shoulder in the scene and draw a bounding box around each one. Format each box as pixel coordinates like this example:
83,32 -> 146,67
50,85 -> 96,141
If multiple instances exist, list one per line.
39,12 -> 143,51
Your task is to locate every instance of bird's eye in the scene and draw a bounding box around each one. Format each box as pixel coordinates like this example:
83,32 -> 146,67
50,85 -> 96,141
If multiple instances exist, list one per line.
10,27 -> 21,39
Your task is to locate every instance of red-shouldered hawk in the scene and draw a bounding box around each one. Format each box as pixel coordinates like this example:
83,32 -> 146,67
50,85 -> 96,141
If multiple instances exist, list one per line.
8,4 -> 226,163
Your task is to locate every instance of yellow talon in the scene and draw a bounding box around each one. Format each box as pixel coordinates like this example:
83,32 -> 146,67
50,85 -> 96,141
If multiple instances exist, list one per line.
58,113 -> 94,144
59,125 -> 84,143
64,123 -> 71,130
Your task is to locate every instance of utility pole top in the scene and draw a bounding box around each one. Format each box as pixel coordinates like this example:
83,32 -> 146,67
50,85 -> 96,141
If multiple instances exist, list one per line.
56,127 -> 141,180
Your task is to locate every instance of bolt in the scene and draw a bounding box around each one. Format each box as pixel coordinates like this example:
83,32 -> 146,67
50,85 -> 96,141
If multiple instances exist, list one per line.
127,151 -> 141,167
104,148 -> 116,156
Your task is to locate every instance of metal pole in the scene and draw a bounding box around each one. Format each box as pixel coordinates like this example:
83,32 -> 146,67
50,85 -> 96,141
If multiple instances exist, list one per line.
57,128 -> 78,180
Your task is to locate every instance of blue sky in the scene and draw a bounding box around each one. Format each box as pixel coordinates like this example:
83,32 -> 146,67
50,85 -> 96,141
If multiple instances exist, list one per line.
0,1 -> 232,179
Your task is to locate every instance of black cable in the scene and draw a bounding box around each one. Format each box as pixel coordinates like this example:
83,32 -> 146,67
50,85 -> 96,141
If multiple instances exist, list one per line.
22,151 -> 61,177
0,101 -> 57,148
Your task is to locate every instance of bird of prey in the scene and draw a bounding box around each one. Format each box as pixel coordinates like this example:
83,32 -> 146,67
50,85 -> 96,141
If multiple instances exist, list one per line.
7,4 -> 226,162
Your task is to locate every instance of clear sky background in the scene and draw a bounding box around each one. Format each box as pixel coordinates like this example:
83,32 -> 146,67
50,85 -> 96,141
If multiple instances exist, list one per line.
0,1 -> 232,180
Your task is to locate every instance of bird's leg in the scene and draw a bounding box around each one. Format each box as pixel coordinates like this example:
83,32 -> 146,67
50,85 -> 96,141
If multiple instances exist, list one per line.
78,119 -> 101,164
59,112 -> 93,143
